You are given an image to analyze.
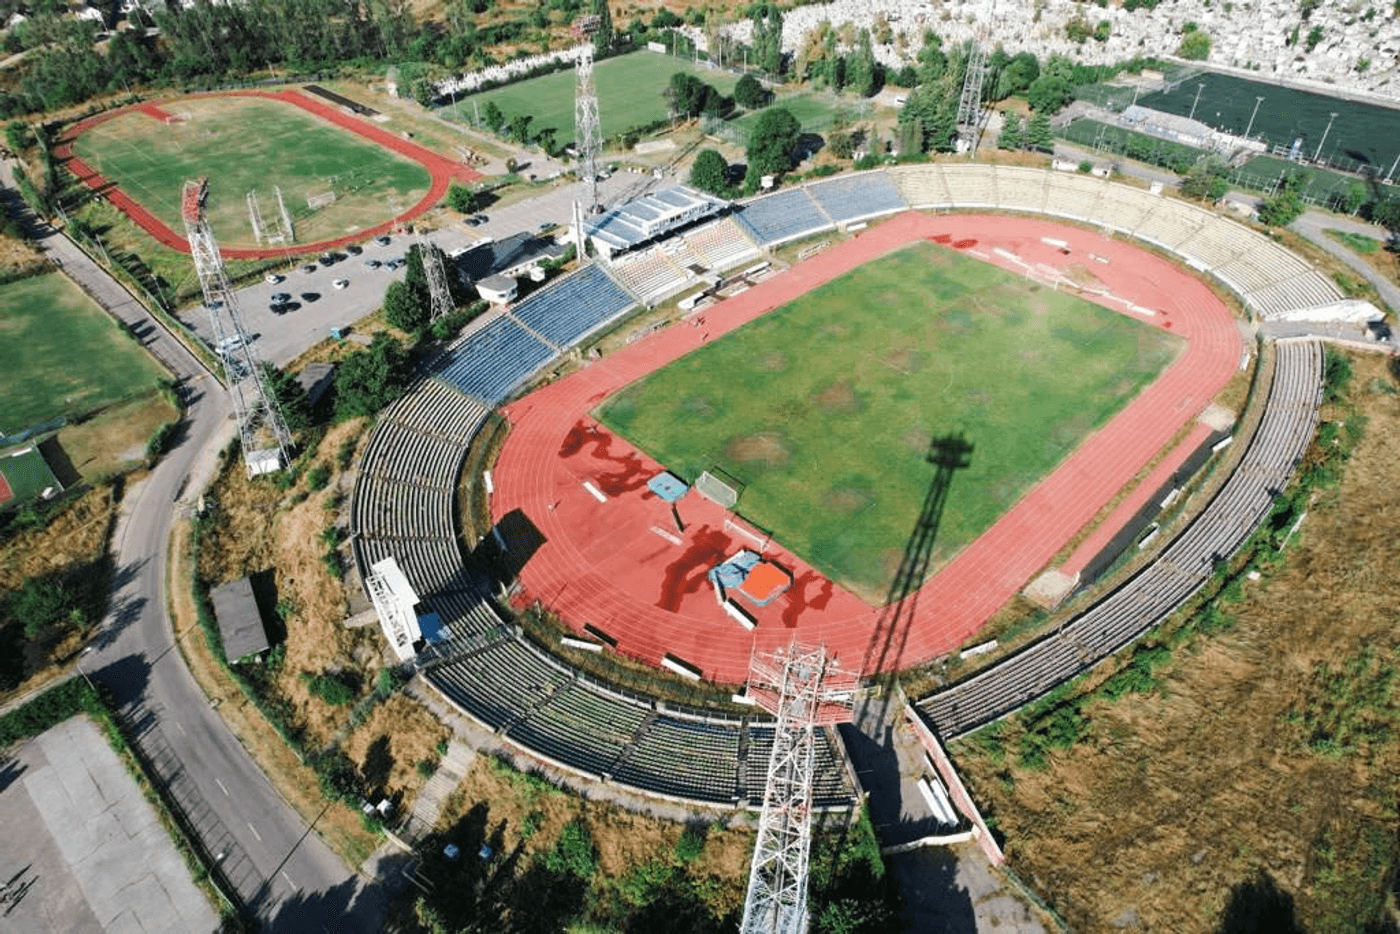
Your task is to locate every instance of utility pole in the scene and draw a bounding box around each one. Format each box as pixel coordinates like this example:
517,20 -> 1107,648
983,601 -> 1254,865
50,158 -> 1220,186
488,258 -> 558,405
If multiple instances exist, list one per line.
1245,96 -> 1264,139
1313,111 -> 1338,163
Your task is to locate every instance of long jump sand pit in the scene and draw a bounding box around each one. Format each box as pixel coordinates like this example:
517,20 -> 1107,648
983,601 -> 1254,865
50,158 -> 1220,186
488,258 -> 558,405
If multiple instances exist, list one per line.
0,716 -> 217,932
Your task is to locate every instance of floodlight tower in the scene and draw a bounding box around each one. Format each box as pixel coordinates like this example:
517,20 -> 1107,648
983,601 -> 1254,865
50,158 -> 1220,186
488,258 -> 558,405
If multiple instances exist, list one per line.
416,231 -> 455,321
574,43 -> 603,214
181,178 -> 293,476
740,641 -> 858,934
956,40 -> 990,154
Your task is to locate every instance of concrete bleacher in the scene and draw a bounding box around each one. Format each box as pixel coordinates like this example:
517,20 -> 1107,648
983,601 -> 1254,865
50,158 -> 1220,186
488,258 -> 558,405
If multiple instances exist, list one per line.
806,171 -> 907,224
919,340 -> 1324,739
434,315 -> 555,404
1132,197 -> 1210,251
505,681 -> 649,777
890,163 -> 954,208
1042,171 -> 1107,223
683,218 -> 760,270
510,263 -> 636,347
734,189 -> 833,246
609,246 -> 691,305
992,166 -> 1049,213
613,716 -> 740,803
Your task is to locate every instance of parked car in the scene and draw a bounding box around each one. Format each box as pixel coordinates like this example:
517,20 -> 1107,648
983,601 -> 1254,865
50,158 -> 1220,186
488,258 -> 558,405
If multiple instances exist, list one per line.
376,235 -> 391,246
301,292 -> 320,302
345,244 -> 362,255
364,259 -> 382,269
333,278 -> 349,289
385,258 -> 404,270
301,264 -> 317,274
265,273 -> 284,284
271,292 -> 291,302
216,335 -> 246,354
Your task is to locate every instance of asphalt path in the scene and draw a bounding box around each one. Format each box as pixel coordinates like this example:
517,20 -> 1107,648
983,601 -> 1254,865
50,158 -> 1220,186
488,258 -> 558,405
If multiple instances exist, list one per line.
3,165 -> 393,931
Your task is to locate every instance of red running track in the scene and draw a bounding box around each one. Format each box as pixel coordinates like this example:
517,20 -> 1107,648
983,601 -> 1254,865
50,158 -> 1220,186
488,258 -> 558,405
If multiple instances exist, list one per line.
491,212 -> 1243,684
55,90 -> 481,260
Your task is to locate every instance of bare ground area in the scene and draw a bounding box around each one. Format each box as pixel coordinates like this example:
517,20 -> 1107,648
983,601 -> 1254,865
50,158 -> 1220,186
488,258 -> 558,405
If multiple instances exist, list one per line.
951,351 -> 1400,934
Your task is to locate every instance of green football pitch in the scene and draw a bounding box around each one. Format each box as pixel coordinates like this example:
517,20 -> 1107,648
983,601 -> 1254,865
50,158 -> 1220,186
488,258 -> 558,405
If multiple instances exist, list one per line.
597,241 -> 1183,601
0,273 -> 168,433
442,50 -> 741,143
72,97 -> 430,248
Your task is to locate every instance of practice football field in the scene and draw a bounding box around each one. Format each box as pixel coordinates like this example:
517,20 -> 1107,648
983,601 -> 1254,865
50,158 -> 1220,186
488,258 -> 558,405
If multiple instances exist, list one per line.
443,50 -> 741,143
0,273 -> 168,432
597,241 -> 1183,600
72,96 -> 430,248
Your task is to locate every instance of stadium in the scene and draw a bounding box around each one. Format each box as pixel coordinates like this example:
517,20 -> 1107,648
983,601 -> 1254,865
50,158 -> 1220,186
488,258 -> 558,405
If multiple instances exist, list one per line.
347,163 -> 1334,812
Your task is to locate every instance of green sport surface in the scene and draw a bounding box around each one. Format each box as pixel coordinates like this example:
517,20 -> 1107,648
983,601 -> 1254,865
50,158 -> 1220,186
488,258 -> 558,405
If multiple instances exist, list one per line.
0,443 -> 60,505
442,50 -> 740,143
597,241 -> 1182,601
72,97 -> 430,248
0,273 -> 168,432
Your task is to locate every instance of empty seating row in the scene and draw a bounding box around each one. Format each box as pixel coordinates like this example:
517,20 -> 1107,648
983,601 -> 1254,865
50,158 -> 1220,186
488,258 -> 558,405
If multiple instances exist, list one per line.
382,377 -> 490,443
940,164 -> 998,208
683,218 -> 760,270
356,477 -> 453,539
510,263 -> 636,347
609,247 -> 692,304
435,315 -> 556,404
1246,273 -> 1342,316
990,166 -> 1049,213
612,717 -> 740,802
919,340 -> 1324,738
735,189 -> 833,246
806,171 -> 908,223
360,421 -> 464,490
356,534 -> 465,597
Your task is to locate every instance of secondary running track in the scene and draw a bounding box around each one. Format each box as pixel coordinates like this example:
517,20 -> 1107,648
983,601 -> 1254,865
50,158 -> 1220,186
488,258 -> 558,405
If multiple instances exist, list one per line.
55,89 -> 481,259
491,211 -> 1243,684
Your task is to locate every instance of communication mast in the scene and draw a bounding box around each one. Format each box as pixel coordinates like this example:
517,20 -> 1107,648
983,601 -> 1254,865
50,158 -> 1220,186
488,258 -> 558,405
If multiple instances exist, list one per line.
574,43 -> 603,214
416,231 -> 455,321
182,178 -> 293,476
740,641 -> 858,934
956,42 -> 990,154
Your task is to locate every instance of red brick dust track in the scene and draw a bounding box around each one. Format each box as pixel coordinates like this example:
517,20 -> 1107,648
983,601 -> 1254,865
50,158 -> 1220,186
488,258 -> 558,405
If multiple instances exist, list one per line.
54,89 -> 481,260
0,469 -> 11,505
491,212 -> 1243,684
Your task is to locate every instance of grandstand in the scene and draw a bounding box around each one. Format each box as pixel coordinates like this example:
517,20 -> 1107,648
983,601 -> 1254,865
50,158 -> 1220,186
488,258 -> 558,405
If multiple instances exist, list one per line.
583,185 -> 725,259
918,339 -> 1325,738
805,171 -> 907,224
733,188 -> 833,246
348,163 -> 1343,813
509,263 -> 635,347
435,315 -> 556,404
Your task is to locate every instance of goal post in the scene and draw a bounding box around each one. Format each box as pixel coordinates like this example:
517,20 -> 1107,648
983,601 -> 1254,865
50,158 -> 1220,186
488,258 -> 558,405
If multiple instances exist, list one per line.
695,468 -> 743,509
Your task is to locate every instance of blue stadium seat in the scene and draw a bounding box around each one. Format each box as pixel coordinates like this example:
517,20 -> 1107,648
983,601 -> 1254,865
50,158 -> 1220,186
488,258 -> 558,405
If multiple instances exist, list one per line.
511,264 -> 635,346
734,189 -> 833,245
433,316 -> 555,404
807,172 -> 907,223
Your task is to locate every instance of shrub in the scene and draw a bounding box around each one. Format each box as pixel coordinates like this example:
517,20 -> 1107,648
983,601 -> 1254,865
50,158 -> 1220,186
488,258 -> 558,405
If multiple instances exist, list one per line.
307,672 -> 356,706
416,757 -> 437,778
305,464 -> 331,491
543,819 -> 597,879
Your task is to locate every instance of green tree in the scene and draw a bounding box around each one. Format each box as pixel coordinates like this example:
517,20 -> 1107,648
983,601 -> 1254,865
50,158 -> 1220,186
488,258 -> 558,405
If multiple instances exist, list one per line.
827,129 -> 856,159
749,3 -> 784,75
1372,197 -> 1400,237
1178,26 -> 1212,60
446,183 -> 476,214
1338,182 -> 1367,214
335,334 -> 413,419
8,574 -> 80,640
259,362 -> 313,431
383,279 -> 430,334
734,73 -> 768,109
591,0 -> 612,57
1305,24 -> 1324,51
997,112 -> 1024,150
1026,111 -> 1054,151
688,148 -> 729,195
1179,155 -> 1231,202
993,51 -> 1039,100
483,100 -> 504,131
846,29 -> 879,98
1258,172 -> 1307,227
745,106 -> 801,176
508,113 -> 533,143
1026,75 -> 1074,112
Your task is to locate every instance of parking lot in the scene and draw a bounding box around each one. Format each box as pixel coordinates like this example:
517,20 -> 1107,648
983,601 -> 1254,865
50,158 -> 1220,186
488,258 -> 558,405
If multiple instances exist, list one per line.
178,172 -> 675,368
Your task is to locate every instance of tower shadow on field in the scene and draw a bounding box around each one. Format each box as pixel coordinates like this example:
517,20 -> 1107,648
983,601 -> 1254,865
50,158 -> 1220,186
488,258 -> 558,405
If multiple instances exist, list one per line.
862,431 -> 974,683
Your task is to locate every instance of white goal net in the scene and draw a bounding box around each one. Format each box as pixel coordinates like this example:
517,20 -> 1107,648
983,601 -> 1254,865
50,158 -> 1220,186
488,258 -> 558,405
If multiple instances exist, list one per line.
695,469 -> 741,509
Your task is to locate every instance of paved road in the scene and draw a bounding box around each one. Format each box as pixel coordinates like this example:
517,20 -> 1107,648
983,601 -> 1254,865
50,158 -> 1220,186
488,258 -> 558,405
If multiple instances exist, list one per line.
3,165 -> 394,930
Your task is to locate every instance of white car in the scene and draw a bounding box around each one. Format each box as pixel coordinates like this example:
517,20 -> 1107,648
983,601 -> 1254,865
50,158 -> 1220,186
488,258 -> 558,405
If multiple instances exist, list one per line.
265,273 -> 283,284
333,278 -> 349,290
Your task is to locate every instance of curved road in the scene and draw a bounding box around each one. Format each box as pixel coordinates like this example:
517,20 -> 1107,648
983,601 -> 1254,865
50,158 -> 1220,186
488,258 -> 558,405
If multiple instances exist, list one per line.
4,165 -> 389,931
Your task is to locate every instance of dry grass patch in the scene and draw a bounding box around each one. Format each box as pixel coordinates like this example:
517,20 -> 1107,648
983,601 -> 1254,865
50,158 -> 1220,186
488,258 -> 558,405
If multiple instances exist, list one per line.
0,485 -> 114,590
953,352 -> 1400,934
342,694 -> 449,803
59,394 -> 180,481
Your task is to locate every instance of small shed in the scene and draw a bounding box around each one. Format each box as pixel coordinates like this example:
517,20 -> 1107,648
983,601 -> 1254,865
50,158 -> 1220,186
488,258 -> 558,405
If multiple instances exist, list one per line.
210,577 -> 270,662
296,362 -> 336,407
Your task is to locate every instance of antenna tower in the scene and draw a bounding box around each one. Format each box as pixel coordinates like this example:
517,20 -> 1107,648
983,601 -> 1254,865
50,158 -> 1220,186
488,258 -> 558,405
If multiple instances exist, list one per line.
956,41 -> 990,154
416,231 -> 455,321
740,640 -> 858,934
181,178 -> 293,476
574,43 -> 603,214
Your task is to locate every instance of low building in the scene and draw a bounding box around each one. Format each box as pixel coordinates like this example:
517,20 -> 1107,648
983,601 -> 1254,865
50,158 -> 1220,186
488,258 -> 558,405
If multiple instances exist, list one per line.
209,577 -> 270,663
582,186 -> 726,260
452,232 -> 568,288
476,273 -> 518,305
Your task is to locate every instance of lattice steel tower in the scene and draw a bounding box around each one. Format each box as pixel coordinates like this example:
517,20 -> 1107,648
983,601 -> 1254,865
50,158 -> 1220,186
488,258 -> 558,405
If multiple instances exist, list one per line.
182,178 -> 292,476
574,43 -> 603,214
956,42 -> 990,153
416,231 -> 455,321
740,641 -> 858,934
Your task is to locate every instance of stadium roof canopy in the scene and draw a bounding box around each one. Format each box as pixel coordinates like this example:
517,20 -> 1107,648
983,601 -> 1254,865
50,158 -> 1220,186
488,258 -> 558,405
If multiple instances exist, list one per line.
209,576 -> 270,662
583,186 -> 725,256
454,232 -> 567,282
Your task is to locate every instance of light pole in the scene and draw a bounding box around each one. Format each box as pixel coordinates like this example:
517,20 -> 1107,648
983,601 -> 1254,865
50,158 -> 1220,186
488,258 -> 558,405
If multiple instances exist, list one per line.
1313,111 -> 1338,163
1189,83 -> 1204,121
1245,95 -> 1264,139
